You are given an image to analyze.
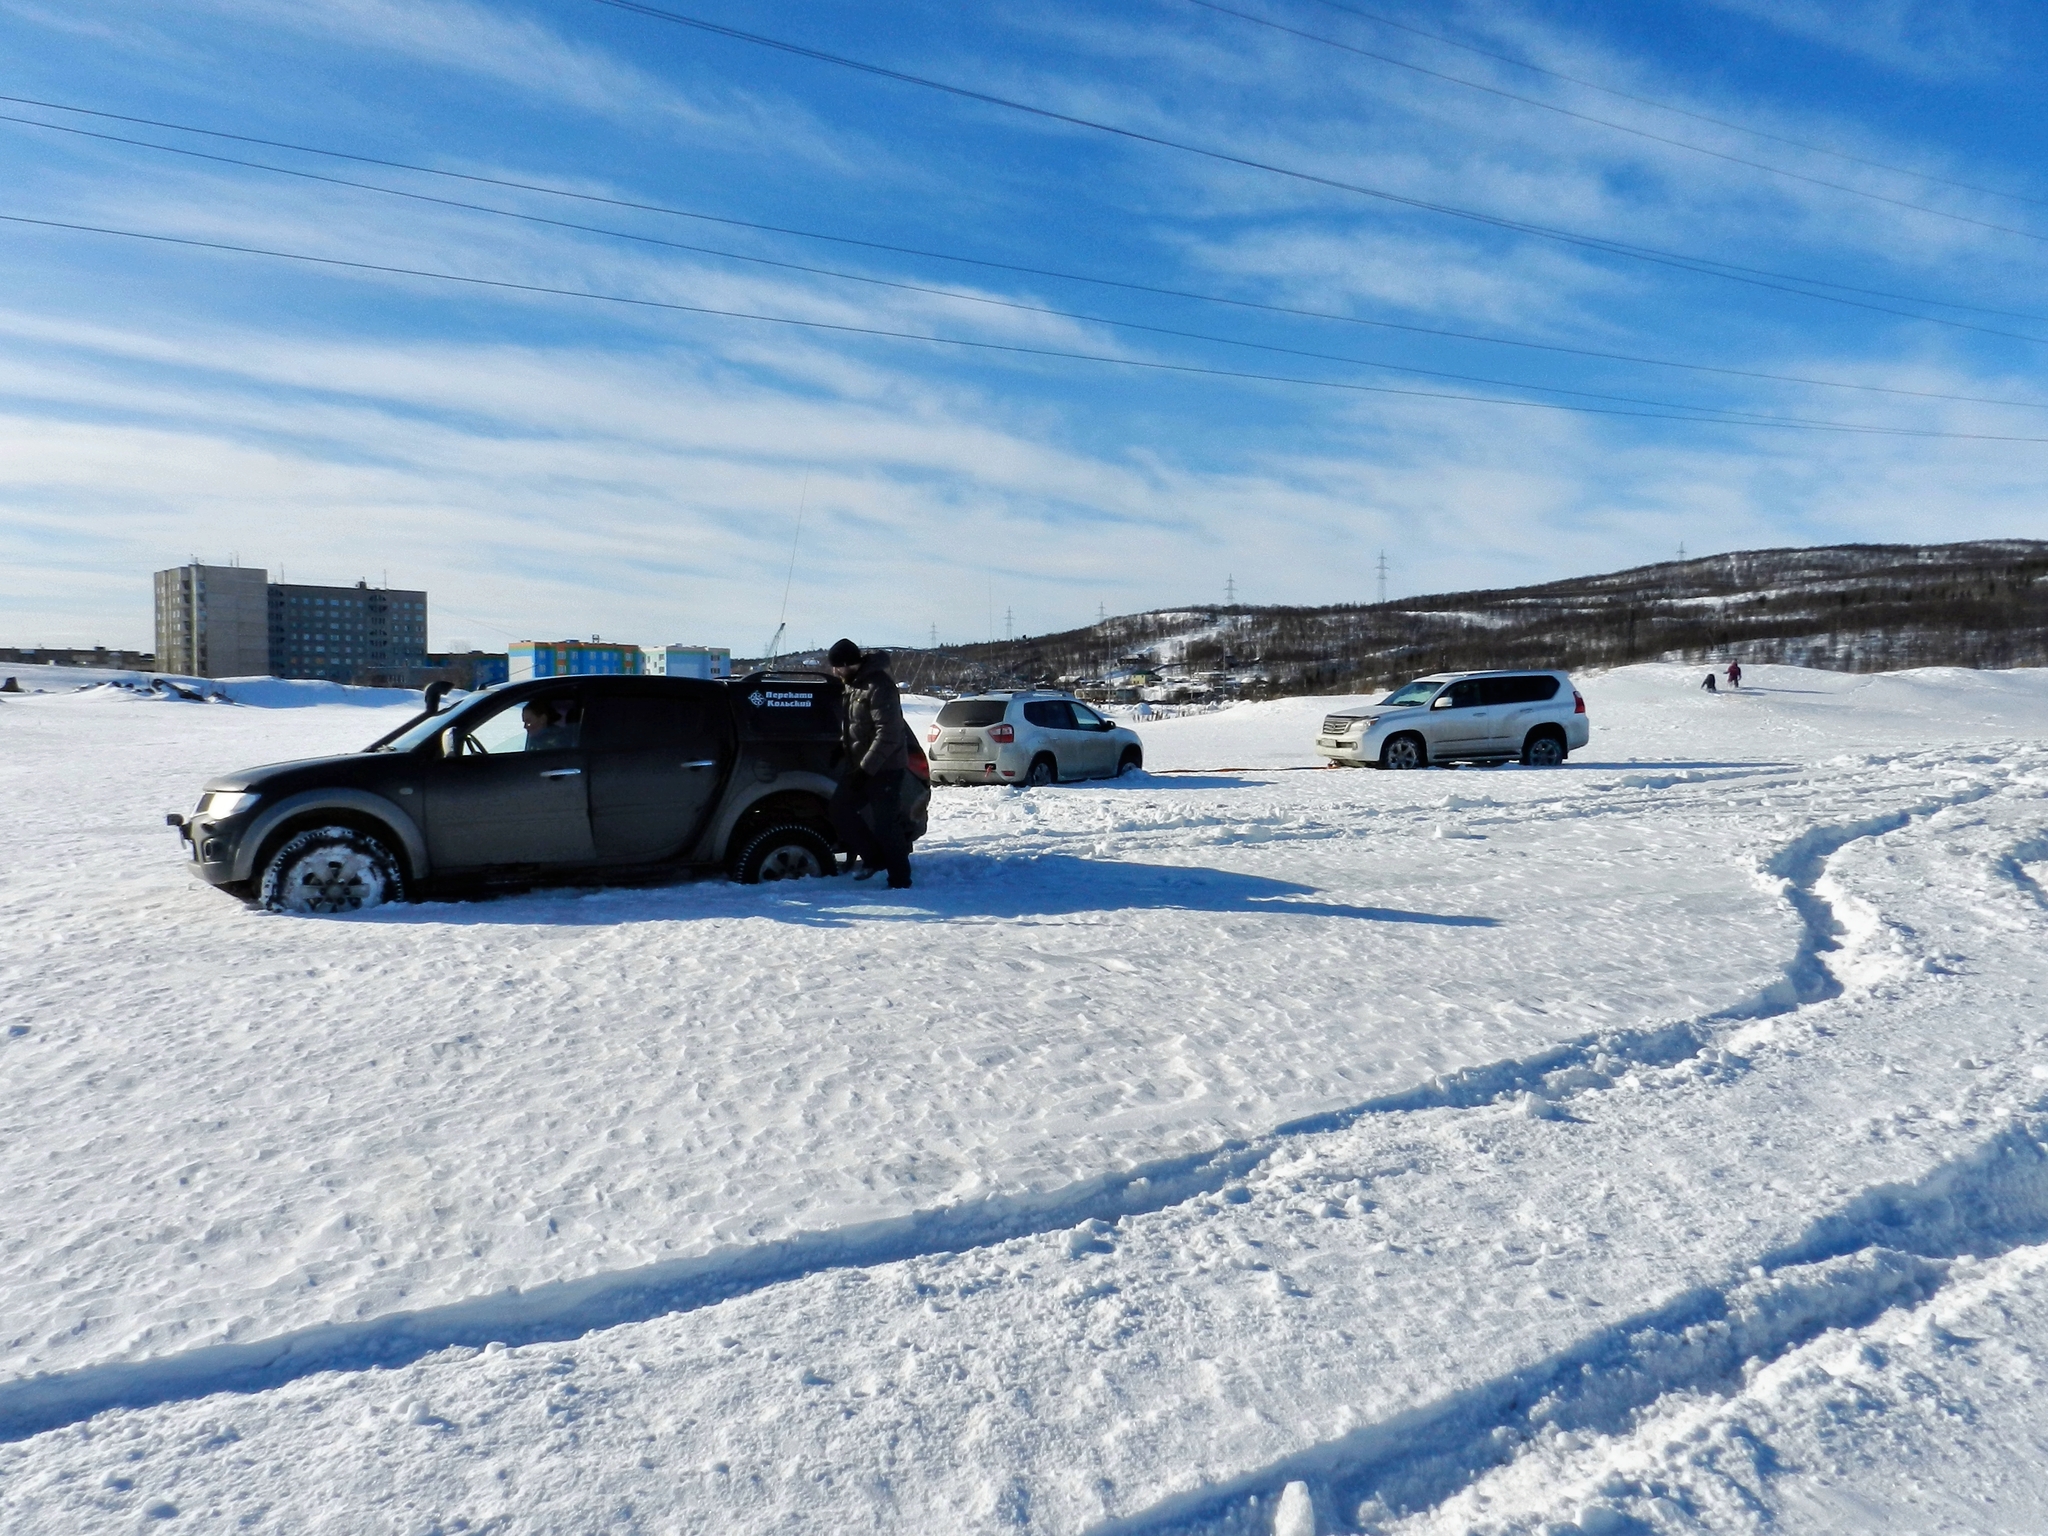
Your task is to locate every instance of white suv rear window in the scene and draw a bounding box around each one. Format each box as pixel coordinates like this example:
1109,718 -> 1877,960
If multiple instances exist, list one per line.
937,700 -> 1009,727
1480,676 -> 1560,705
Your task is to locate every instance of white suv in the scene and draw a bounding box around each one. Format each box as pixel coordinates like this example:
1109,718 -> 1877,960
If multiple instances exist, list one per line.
926,691 -> 1144,785
1315,670 -> 1589,769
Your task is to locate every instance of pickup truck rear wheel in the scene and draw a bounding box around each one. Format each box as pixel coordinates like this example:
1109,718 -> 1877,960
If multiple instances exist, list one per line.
732,823 -> 835,884
259,825 -> 404,914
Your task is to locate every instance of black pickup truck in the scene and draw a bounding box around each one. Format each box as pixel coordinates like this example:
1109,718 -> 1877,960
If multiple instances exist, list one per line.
168,672 -> 930,913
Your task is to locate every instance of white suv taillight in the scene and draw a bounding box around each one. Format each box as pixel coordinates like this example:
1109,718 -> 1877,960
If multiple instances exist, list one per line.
1573,690 -> 1586,714
926,726 -> 940,743
988,724 -> 1016,743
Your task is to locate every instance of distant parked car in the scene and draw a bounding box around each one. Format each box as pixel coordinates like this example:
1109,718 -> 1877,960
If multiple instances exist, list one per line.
925,691 -> 1143,785
1315,670 -> 1588,768
168,672 -> 930,912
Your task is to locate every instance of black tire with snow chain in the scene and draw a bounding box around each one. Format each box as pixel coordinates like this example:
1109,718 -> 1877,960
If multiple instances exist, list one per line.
259,825 -> 405,914
732,823 -> 835,884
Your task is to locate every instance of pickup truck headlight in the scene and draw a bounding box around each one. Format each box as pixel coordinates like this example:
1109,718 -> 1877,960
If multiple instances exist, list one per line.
199,791 -> 261,819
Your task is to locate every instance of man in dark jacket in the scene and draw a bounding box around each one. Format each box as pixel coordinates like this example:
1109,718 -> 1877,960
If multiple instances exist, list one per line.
827,638 -> 912,888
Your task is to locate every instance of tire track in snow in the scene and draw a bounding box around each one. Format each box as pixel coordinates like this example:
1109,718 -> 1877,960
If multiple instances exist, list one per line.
1094,781 -> 2048,1536
0,774 -> 2011,1444
1099,1113 -> 2048,1536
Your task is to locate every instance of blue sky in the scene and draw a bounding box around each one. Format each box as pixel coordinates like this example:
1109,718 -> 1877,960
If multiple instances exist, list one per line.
2,0 -> 2046,655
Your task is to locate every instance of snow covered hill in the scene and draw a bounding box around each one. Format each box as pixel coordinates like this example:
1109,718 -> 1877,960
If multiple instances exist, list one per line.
883,539 -> 2048,696
4,664 -> 2048,1532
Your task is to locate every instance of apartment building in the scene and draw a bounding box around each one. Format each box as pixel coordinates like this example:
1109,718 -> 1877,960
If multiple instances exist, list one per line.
153,563 -> 270,678
152,564 -> 430,681
269,580 -> 428,684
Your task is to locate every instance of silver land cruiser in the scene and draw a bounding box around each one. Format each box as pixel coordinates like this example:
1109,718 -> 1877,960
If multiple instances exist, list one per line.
1315,670 -> 1589,769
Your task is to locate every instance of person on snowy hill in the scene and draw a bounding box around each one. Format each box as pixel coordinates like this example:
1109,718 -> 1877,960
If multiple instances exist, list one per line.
1702,671 -> 1718,692
827,638 -> 913,889
1726,660 -> 1742,688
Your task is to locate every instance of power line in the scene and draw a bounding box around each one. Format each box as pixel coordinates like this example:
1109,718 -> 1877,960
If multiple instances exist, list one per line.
0,113 -> 1934,420
1181,0 -> 2048,246
8,208 -> 2047,441
1295,0 -> 2048,213
14,113 -> 2012,424
580,0 -> 2048,340
9,95 -> 2048,407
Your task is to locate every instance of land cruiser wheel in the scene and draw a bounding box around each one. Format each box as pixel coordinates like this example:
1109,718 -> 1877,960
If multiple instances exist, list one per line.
1522,729 -> 1566,767
1379,733 -> 1426,771
259,825 -> 404,914
733,823 -> 834,884
1026,755 -> 1058,786
1117,748 -> 1143,777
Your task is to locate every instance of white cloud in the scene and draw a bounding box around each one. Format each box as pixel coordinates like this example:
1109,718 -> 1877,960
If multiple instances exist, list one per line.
1691,0 -> 2011,79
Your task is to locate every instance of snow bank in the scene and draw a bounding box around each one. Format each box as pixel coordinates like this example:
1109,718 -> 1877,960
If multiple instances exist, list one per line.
0,663 -> 422,709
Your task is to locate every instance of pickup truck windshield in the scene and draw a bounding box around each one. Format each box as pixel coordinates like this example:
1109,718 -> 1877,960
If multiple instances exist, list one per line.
370,703 -> 480,754
1379,680 -> 1443,707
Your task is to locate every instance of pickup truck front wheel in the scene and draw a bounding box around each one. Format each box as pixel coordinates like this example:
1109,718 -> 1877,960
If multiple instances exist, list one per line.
732,823 -> 835,884
259,824 -> 404,914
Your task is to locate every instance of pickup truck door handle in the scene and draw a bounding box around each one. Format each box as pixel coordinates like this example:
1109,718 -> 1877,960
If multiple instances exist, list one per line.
539,767 -> 583,779
680,759 -> 719,769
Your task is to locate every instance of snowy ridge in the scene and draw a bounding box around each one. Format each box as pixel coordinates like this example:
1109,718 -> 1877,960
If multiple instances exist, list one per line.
0,764 -> 2000,1449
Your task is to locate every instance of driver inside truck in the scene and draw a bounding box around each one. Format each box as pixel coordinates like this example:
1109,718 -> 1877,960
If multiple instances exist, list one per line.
521,697 -> 580,751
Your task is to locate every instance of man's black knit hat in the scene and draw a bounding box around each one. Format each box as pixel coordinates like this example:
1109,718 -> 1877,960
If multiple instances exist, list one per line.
827,638 -> 861,666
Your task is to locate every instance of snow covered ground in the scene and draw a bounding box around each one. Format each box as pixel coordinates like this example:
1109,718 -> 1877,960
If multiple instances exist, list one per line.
3,663 -> 2048,1532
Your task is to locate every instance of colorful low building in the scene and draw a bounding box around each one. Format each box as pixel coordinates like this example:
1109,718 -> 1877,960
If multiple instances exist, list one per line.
507,640 -> 646,681
642,644 -> 732,680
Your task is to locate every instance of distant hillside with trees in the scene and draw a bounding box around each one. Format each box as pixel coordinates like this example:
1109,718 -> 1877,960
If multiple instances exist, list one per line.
754,541 -> 2048,699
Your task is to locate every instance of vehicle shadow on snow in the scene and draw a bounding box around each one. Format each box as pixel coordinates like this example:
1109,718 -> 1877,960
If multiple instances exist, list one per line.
376,852 -> 1501,929
937,771 -> 1256,789
1567,759 -> 1798,772
1086,771 -> 1254,789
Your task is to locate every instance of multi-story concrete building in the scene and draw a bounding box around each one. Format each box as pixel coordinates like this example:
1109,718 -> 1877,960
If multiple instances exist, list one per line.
152,565 -> 430,682
268,580 -> 429,684
153,563 -> 271,678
